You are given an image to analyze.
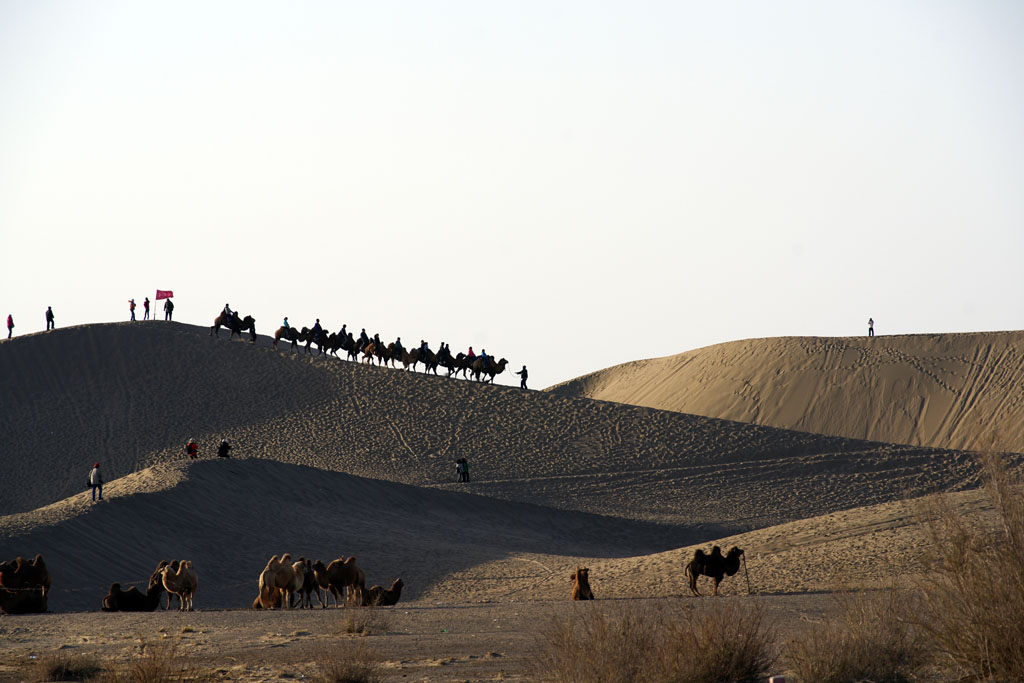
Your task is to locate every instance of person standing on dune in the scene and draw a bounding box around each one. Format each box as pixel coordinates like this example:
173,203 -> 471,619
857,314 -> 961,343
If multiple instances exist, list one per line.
868,318 -> 875,337
89,462 -> 103,502
164,298 -> 174,321
186,438 -> 198,460
516,365 -> 529,389
6,314 -> 12,338
129,299 -> 136,321
143,297 -> 150,320
45,306 -> 55,330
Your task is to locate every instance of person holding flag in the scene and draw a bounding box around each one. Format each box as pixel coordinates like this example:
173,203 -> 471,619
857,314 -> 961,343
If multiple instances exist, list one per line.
156,290 -> 174,321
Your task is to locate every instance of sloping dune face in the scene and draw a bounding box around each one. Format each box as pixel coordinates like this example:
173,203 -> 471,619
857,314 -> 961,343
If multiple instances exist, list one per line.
1,324 -> 976,532
548,332 -> 1024,453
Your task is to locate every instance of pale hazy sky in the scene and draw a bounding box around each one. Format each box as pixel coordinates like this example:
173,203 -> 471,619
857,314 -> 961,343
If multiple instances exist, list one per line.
2,1 -> 1022,390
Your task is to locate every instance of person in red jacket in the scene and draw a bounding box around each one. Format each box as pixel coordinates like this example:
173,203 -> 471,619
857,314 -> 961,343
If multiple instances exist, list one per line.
6,314 -> 13,339
186,438 -> 198,460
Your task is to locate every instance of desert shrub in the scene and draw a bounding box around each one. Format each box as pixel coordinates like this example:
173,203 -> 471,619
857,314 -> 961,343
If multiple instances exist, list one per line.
786,587 -> 925,682
99,638 -> 210,683
314,641 -> 382,683
911,453 -> 1024,680
335,605 -> 391,636
536,601 -> 775,683
33,651 -> 104,681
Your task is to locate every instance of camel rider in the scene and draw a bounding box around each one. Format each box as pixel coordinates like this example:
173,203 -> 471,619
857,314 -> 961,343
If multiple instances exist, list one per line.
421,340 -> 431,357
282,317 -> 290,329
312,318 -> 323,336
479,349 -> 489,366
467,346 -> 476,359
224,303 -> 233,317
373,333 -> 382,348
394,337 -> 404,355
359,328 -> 369,347
339,323 -> 347,338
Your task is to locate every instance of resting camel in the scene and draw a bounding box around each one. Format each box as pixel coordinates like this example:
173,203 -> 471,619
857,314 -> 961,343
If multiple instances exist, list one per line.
211,312 -> 257,343
326,556 -> 366,606
0,586 -> 47,614
362,578 -> 404,607
0,554 -> 51,597
161,560 -> 198,611
571,567 -> 594,600
257,554 -> 297,609
471,357 -> 509,384
101,569 -> 165,612
685,546 -> 744,596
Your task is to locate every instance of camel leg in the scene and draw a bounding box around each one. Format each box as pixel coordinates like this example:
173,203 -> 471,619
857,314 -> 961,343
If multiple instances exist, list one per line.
712,578 -> 721,597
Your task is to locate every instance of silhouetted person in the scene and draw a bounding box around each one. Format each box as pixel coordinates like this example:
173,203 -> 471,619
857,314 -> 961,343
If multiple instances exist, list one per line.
6,314 -> 12,338
45,306 -> 55,330
129,299 -> 136,321
164,298 -> 174,321
89,462 -> 103,502
868,318 -> 874,337
186,438 -> 198,460
516,365 -> 528,389
217,439 -> 232,458
143,297 -> 150,320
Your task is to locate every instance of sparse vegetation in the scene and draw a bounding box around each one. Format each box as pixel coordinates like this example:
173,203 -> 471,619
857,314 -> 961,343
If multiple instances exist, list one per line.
314,641 -> 383,683
536,601 -> 776,683
99,637 -> 211,683
336,605 -> 392,636
911,453 -> 1024,681
33,652 -> 104,681
786,587 -> 925,682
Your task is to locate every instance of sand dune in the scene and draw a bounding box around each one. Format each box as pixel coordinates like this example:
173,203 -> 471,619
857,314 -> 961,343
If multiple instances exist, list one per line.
548,331 -> 1024,453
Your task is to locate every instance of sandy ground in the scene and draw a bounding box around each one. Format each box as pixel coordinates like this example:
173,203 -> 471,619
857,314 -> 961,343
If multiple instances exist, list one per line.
0,323 -> 1015,680
548,331 -> 1024,453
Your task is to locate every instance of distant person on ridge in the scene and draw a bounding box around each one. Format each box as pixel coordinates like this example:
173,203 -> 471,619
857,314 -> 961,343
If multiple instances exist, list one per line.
164,298 -> 174,321
45,306 -> 55,330
217,439 -> 232,458
868,318 -> 874,337
129,299 -> 136,321
6,314 -> 12,338
143,297 -> 150,320
516,365 -> 528,389
186,438 -> 198,460
89,462 -> 103,502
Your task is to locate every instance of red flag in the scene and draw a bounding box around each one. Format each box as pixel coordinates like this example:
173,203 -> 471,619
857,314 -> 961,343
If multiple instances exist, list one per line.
155,290 -> 174,300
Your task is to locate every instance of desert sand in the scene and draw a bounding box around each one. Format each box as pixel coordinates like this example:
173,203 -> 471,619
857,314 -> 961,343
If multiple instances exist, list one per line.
549,331 -> 1024,453
0,323 -> 1015,680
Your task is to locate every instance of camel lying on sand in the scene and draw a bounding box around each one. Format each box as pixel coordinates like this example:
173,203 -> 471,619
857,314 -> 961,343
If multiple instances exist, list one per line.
685,546 -> 744,596
162,560 -> 198,611
0,554 -> 52,597
0,586 -> 47,614
362,578 -> 404,607
571,567 -> 594,600
102,563 -> 166,612
326,556 -> 366,606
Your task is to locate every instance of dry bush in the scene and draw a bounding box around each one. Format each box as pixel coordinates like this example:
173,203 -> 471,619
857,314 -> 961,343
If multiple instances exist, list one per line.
336,605 -> 391,636
99,638 -> 211,683
536,601 -> 775,683
911,453 -> 1024,681
786,587 -> 925,683
314,641 -> 383,683
31,651 -> 104,681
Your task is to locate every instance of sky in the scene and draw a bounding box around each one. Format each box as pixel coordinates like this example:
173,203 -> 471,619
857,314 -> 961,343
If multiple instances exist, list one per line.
2,1 -> 1023,390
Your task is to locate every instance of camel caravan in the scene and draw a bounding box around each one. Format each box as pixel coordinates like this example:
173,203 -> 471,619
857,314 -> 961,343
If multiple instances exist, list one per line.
0,554 -> 51,615
252,554 -> 404,609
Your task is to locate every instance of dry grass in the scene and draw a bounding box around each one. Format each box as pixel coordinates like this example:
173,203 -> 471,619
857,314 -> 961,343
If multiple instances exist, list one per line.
335,605 -> 392,636
911,453 -> 1024,681
32,652 -> 104,681
786,586 -> 925,683
99,637 -> 211,683
314,641 -> 383,683
536,601 -> 775,683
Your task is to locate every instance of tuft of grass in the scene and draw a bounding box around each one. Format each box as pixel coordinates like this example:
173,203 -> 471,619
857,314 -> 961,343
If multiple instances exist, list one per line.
99,638 -> 211,683
536,601 -> 775,683
314,642 -> 382,683
786,586 -> 925,683
336,606 -> 391,636
33,652 -> 104,681
910,452 -> 1024,681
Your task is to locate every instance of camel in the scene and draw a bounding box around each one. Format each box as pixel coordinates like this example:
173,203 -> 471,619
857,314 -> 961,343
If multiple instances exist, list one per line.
101,570 -> 165,612
252,588 -> 282,609
211,312 -> 257,343
273,326 -> 301,351
449,353 -> 474,378
296,558 -> 316,608
0,586 -> 47,614
152,560 -> 182,610
0,554 -> 51,597
161,560 -> 198,611
257,554 -> 297,609
362,578 -> 404,607
284,559 -> 306,608
571,567 -> 594,600
685,546 -> 744,597
311,559 -> 333,608
326,556 -> 366,606
471,357 -> 509,383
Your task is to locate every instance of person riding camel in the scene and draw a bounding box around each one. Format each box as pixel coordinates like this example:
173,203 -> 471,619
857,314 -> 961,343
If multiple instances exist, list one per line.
359,328 -> 369,347
223,303 -> 233,317
394,337 -> 404,355
282,317 -> 290,329
479,349 -> 489,366
467,346 -> 476,359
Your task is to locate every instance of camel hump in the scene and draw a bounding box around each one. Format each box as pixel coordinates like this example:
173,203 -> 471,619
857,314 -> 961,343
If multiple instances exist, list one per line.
693,548 -> 707,561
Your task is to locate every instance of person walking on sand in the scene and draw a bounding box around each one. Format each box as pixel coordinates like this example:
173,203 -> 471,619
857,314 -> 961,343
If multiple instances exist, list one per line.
6,314 -> 12,338
143,297 -> 150,320
164,298 -> 174,321
129,299 -> 136,321
516,364 -> 529,389
455,458 -> 465,483
217,439 -> 231,458
45,306 -> 55,330
868,318 -> 875,337
89,462 -> 103,502
186,438 -> 198,460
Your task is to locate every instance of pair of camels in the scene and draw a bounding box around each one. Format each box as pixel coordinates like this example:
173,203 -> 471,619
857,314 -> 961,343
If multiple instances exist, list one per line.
255,554 -> 323,609
210,311 -> 257,343
101,559 -> 197,612
0,554 -> 51,614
